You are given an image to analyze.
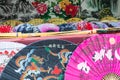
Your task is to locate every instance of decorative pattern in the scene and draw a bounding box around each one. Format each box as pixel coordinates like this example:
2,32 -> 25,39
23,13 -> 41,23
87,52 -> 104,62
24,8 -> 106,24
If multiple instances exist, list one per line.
0,39 -> 76,80
0,42 -> 26,75
0,0 -> 120,22
65,34 -> 120,80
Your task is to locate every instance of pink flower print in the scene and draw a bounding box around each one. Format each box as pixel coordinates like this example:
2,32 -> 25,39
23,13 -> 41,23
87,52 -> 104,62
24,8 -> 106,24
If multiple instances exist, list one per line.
36,3 -> 48,15
54,5 -> 61,14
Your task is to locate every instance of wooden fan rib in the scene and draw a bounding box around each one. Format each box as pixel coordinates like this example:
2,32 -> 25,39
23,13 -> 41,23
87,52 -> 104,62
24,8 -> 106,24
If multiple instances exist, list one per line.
95,35 -> 107,74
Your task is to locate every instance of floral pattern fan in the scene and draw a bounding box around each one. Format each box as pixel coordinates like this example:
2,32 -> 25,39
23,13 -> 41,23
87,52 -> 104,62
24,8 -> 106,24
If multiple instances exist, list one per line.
0,39 -> 76,80
65,34 -> 120,80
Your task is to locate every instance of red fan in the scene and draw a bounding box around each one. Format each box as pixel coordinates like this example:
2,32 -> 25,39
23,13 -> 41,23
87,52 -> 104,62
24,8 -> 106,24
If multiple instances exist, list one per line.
65,34 -> 120,80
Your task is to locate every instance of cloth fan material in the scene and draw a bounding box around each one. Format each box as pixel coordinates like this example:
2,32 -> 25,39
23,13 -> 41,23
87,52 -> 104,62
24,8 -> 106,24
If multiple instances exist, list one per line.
0,39 -> 76,80
58,23 -> 77,31
0,42 -> 26,75
13,23 -> 39,33
65,34 -> 120,80
37,23 -> 59,32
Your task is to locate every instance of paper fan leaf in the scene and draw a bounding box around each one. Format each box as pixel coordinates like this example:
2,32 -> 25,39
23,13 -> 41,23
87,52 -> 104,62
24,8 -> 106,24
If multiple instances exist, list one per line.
0,42 -> 26,75
0,39 -> 77,80
65,34 -> 120,80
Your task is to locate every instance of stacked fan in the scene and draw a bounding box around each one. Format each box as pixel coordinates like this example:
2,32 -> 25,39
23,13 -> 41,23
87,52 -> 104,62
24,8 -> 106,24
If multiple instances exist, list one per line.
0,39 -> 77,80
1,34 -> 120,80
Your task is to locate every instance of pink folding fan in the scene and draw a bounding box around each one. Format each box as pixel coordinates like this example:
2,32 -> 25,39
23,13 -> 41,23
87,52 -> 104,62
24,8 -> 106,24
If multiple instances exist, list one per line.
65,34 -> 120,80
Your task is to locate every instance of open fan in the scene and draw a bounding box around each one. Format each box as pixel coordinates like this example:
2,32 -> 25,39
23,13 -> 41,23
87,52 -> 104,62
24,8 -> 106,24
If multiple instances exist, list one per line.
0,42 -> 26,75
65,34 -> 120,80
0,39 -> 76,80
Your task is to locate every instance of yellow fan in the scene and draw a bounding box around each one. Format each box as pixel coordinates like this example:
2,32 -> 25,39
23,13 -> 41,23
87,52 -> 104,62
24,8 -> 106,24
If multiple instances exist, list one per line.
28,18 -> 44,25
2,20 -> 23,27
48,18 -> 67,25
66,17 -> 82,23
101,16 -> 118,22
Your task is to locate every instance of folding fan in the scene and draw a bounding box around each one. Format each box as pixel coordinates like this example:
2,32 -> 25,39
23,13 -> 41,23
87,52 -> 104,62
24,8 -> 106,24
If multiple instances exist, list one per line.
65,34 -> 120,80
0,39 -> 76,80
0,42 -> 26,75
2,20 -> 23,27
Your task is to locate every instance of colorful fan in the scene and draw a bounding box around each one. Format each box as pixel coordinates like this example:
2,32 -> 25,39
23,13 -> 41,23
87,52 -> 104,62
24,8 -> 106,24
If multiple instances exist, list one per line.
65,34 -> 120,80
0,39 -> 76,80
0,42 -> 26,75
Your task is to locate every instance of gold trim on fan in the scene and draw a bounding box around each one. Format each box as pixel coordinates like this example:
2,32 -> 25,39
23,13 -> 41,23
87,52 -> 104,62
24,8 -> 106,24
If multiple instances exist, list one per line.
66,17 -> 82,23
102,73 -> 120,80
28,18 -> 44,25
101,16 -> 118,22
48,18 -> 67,25
2,20 -> 23,27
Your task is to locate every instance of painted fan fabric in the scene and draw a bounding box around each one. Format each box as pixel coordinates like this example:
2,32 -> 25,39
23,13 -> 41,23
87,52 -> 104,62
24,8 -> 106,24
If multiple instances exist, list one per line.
65,34 -> 120,80
0,42 -> 26,75
0,39 -> 76,80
